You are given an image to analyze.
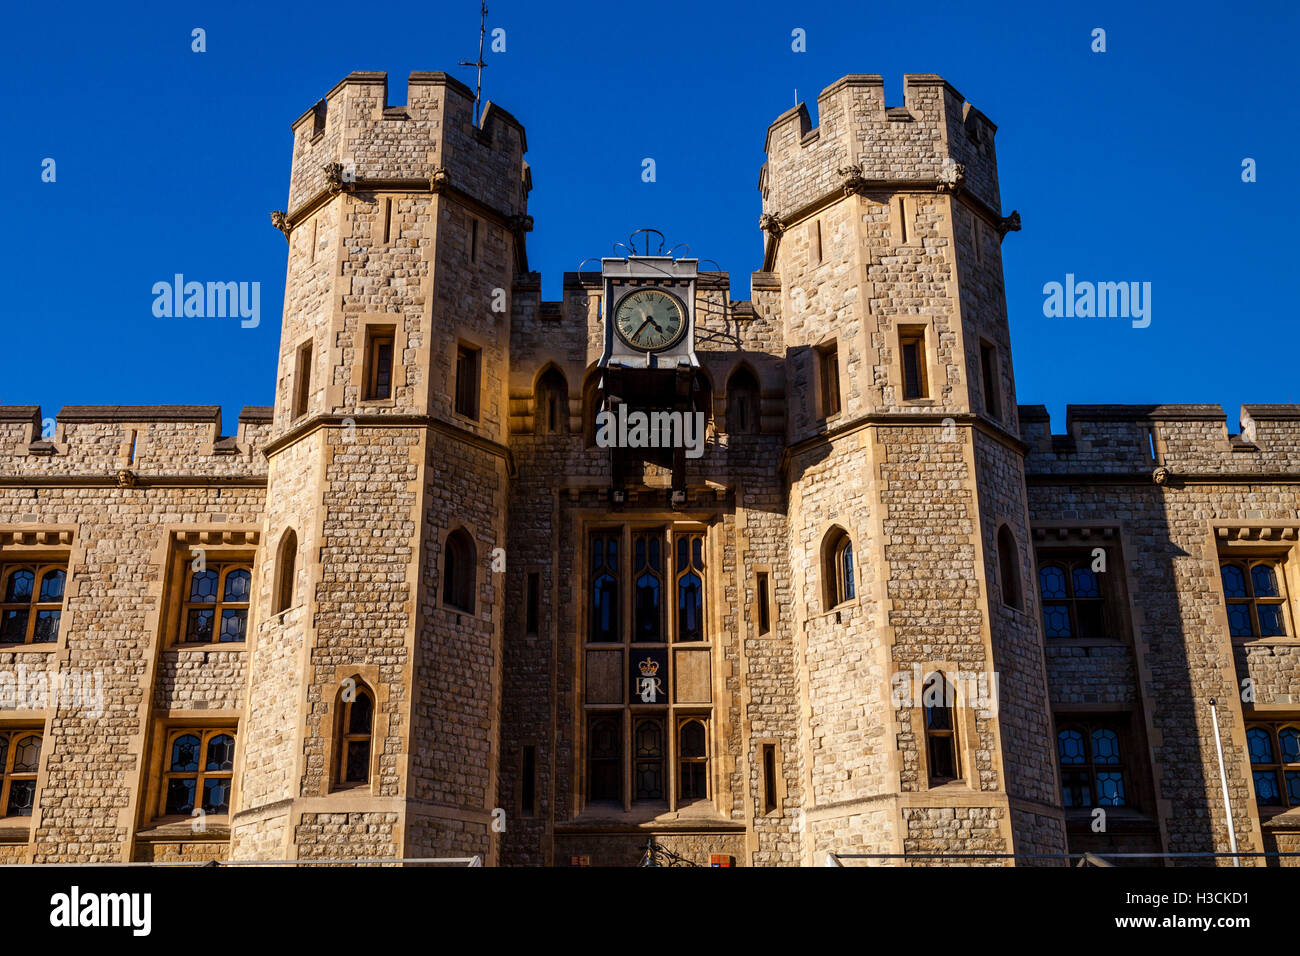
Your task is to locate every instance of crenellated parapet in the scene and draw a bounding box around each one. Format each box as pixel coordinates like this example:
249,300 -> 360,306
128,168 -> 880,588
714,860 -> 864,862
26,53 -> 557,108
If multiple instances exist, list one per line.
1021,404 -> 1300,477
759,74 -> 1003,229
0,405 -> 272,480
282,71 -> 529,229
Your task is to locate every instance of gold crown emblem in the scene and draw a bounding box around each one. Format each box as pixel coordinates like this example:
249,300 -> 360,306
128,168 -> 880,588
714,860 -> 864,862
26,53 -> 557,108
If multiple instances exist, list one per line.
638,657 -> 659,677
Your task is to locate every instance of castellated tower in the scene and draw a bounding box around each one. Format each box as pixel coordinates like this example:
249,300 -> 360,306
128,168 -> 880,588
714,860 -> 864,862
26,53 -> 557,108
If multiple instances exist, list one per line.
230,72 -> 528,862
760,75 -> 1066,863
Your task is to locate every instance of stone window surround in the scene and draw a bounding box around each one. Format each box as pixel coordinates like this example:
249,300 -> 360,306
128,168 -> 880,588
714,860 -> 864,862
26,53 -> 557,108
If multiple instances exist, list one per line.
885,317 -> 944,408
575,518 -> 722,820
811,519 -> 862,622
318,664 -> 387,799
1214,524 -> 1300,646
1051,709 -> 1157,821
907,660 -> 976,794
137,715 -> 239,834
158,528 -> 257,655
755,738 -> 785,816
1029,525 -> 1133,647
352,315 -> 408,407
435,521 -> 485,621
813,337 -> 841,423
451,337 -> 484,423
0,528 -> 74,654
751,563 -> 777,639
163,530 -> 260,651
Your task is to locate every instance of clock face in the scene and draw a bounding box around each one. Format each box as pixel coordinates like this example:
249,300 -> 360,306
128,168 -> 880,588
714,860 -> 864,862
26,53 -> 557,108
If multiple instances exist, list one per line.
614,288 -> 687,352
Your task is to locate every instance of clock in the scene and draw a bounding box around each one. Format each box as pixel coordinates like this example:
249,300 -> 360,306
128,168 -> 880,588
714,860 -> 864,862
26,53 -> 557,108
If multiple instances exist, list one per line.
613,288 -> 687,352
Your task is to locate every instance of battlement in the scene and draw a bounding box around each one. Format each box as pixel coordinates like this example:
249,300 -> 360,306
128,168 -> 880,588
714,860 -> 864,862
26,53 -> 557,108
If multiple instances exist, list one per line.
1020,404 -> 1300,476
760,73 -> 1001,221
285,70 -> 528,218
0,405 -> 272,479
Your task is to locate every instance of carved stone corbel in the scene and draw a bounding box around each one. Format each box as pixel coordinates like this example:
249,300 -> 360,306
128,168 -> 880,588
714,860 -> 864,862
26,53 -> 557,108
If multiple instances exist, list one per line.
323,161 -> 355,195
937,160 -> 965,194
836,164 -> 867,197
507,213 -> 534,233
998,210 -> 1022,235
759,212 -> 785,237
1152,466 -> 1170,486
430,167 -> 452,193
116,469 -> 137,488
270,210 -> 289,240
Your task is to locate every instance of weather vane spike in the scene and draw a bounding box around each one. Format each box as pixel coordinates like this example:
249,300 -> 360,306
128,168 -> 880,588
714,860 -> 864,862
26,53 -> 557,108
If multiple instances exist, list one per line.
458,3 -> 490,128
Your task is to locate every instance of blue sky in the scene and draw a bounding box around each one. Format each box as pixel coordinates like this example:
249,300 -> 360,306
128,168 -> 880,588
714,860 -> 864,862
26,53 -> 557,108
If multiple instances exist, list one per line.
3,0 -> 1295,434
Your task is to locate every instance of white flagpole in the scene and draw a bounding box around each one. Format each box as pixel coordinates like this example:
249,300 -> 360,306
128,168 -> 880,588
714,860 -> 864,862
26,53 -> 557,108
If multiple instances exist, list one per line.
1208,698 -> 1240,867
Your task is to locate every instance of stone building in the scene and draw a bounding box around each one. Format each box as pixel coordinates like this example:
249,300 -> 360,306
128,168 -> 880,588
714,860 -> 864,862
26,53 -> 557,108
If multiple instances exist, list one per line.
0,70 -> 1296,867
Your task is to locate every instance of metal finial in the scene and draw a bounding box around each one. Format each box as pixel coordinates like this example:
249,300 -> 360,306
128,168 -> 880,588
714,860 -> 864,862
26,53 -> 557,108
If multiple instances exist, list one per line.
458,3 -> 490,127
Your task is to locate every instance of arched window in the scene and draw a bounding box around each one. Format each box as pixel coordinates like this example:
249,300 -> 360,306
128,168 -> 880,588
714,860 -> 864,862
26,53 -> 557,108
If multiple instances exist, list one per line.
632,532 -> 663,642
336,682 -> 375,788
923,673 -> 958,784
822,527 -> 855,610
582,369 -> 602,448
534,366 -> 570,435
726,366 -> 760,435
1220,559 -> 1289,637
693,369 -> 713,430
275,529 -> 298,614
0,564 -> 65,645
443,529 -> 475,613
675,533 -> 705,642
587,715 -> 622,803
678,719 -> 709,801
589,532 -> 620,642
997,525 -> 1022,610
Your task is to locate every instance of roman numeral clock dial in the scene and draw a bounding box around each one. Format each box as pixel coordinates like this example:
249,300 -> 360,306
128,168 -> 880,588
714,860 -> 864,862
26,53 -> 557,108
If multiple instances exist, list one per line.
614,288 -> 686,352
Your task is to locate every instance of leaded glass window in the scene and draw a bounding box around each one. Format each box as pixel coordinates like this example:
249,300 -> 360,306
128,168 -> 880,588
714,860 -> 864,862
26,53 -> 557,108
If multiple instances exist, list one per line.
1,564 -> 66,645
180,563 -> 251,644
1220,559 -> 1289,638
336,684 -> 375,788
1056,720 -> 1129,808
923,673 -> 958,784
1247,723 -> 1300,808
1037,553 -> 1112,639
160,729 -> 235,817
0,730 -> 42,817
